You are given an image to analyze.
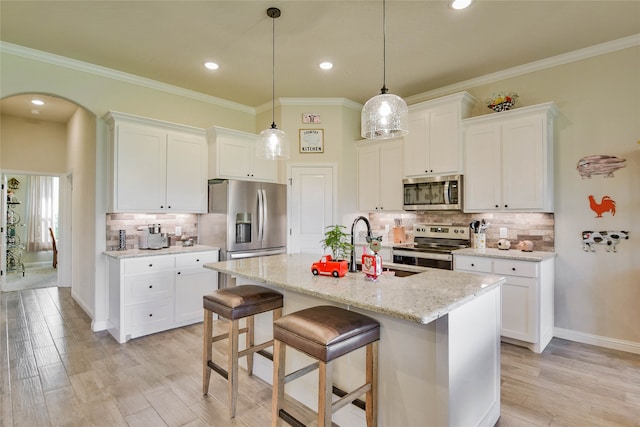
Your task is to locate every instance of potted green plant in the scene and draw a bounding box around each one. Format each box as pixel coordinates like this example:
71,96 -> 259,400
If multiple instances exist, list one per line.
322,225 -> 353,261
311,225 -> 353,277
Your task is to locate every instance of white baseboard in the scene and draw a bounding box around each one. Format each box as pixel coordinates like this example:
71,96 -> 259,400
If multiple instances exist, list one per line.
554,327 -> 640,355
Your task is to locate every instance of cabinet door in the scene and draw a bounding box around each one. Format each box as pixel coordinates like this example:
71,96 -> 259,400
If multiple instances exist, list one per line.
116,125 -> 167,211
501,275 -> 537,342
429,104 -> 461,174
214,131 -> 277,182
464,123 -> 502,211
404,110 -> 430,177
378,139 -> 404,210
166,132 -> 207,212
174,268 -> 218,324
501,117 -> 545,210
357,144 -> 382,211
174,251 -> 219,324
249,138 -> 278,182
216,133 -> 252,179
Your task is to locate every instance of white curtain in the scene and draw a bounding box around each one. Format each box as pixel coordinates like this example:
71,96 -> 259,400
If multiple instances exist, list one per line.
26,176 -> 59,252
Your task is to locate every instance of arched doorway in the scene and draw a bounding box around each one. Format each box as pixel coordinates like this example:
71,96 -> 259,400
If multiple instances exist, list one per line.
0,93 -> 83,292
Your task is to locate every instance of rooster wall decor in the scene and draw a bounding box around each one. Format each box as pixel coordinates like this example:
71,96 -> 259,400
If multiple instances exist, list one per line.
588,195 -> 616,218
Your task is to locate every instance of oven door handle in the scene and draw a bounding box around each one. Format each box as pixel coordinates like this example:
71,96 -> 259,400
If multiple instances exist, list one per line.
392,249 -> 453,262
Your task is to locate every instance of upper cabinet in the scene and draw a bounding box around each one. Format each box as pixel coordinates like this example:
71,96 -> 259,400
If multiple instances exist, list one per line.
207,126 -> 278,183
462,103 -> 558,213
357,138 -> 404,211
104,112 -> 208,213
404,92 -> 476,177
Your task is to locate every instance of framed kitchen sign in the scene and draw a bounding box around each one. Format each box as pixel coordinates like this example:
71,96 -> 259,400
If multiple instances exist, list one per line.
299,129 -> 324,153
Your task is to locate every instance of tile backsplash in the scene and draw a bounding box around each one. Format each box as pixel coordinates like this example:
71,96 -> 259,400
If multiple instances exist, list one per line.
369,212 -> 554,252
106,213 -> 199,250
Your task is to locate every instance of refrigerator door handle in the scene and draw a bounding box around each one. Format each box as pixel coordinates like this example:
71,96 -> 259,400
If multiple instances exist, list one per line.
257,189 -> 264,242
261,189 -> 268,242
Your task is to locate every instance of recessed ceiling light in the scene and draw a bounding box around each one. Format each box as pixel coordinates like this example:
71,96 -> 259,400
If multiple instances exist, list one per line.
204,62 -> 219,70
31,99 -> 45,106
450,0 -> 472,10
319,62 -> 333,70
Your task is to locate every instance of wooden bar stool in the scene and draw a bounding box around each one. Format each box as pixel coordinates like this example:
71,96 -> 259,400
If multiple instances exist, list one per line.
203,285 -> 283,418
271,305 -> 380,427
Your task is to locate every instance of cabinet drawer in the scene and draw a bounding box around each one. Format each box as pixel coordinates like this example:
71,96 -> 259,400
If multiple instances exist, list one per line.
126,299 -> 173,336
175,251 -> 219,269
124,255 -> 175,275
124,272 -> 173,304
493,259 -> 537,278
454,256 -> 492,273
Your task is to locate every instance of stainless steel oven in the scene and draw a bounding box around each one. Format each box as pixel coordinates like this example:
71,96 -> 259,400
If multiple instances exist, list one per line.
392,224 -> 470,270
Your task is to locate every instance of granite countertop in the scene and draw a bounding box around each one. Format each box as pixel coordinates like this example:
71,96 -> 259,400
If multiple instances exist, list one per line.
204,253 -> 504,325
453,247 -> 556,262
103,244 -> 220,259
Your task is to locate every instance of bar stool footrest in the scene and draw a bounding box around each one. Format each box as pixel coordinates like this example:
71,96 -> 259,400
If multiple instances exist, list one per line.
278,409 -> 306,427
207,360 -> 228,380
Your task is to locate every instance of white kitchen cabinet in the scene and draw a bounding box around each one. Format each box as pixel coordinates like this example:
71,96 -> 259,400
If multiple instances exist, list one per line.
104,112 -> 208,213
404,92 -> 476,177
357,138 -> 403,211
462,102 -> 558,212
107,249 -> 219,343
454,253 -> 554,353
207,126 -> 278,182
174,251 -> 220,324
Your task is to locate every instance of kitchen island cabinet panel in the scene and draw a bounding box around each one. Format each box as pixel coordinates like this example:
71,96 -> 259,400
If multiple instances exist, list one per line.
106,248 -> 218,343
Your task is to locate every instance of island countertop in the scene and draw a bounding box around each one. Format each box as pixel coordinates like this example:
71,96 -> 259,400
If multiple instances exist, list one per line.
204,253 -> 504,325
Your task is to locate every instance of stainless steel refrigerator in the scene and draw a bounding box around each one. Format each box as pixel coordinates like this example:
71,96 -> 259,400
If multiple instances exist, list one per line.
198,179 -> 287,286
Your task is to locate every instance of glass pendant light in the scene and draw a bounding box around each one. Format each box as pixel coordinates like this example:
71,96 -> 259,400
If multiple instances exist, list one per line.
361,0 -> 409,140
257,7 -> 290,160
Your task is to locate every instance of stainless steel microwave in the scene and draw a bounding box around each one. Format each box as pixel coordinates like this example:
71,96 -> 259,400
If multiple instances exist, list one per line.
403,175 -> 463,211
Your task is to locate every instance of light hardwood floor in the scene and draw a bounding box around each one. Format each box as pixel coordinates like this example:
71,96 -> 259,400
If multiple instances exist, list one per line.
1,287 -> 639,427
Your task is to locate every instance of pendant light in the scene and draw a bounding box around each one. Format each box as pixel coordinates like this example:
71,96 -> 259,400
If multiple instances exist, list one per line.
257,7 -> 290,160
361,0 -> 409,140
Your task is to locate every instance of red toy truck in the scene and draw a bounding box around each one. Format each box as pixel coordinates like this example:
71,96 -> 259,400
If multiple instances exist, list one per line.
311,255 -> 348,278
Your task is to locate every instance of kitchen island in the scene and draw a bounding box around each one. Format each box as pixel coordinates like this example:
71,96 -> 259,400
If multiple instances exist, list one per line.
204,253 -> 505,427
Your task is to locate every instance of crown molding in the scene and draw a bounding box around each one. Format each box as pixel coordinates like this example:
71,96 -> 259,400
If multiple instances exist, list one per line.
405,34 -> 640,105
255,97 -> 363,115
0,41 -> 255,115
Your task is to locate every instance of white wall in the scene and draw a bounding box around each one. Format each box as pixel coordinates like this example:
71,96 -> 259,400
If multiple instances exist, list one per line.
0,115 -> 67,172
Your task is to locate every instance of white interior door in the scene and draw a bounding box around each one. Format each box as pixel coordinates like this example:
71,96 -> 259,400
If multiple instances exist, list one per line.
288,165 -> 336,255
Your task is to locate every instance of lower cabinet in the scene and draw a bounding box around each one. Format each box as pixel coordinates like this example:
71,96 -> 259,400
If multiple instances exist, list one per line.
107,250 -> 219,343
454,254 -> 554,353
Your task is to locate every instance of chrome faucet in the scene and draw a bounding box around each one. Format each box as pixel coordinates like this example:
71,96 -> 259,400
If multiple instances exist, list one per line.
349,216 -> 372,272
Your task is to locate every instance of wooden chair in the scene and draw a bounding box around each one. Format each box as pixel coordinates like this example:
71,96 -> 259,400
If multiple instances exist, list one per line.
49,227 -> 58,269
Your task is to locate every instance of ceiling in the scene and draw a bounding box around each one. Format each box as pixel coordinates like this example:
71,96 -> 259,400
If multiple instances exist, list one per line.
1,1 -> 639,122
